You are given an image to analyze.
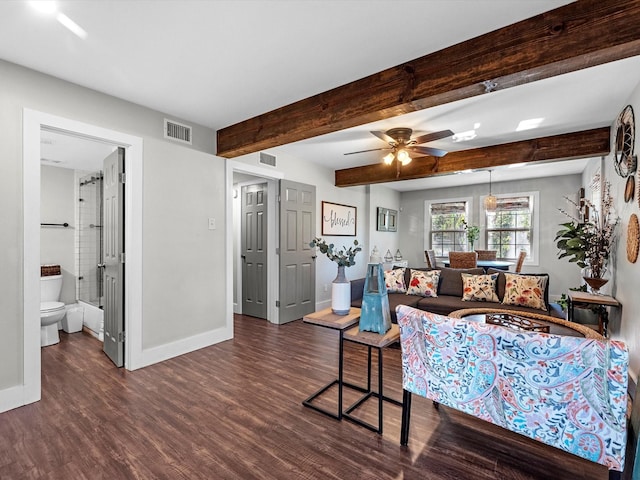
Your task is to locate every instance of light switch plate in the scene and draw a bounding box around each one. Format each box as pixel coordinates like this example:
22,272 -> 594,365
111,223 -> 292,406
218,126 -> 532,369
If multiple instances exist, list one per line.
208,217 -> 216,230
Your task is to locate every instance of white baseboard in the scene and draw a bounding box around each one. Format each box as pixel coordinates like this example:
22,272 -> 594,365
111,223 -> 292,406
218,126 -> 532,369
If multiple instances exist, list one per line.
316,299 -> 331,311
0,384 -> 39,414
135,326 -> 233,370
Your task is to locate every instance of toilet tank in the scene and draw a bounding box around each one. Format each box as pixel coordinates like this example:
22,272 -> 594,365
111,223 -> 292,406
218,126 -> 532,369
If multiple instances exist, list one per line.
41,274 -> 63,302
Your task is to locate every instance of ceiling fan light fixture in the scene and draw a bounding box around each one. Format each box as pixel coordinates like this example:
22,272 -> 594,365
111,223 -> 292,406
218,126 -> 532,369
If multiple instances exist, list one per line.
383,152 -> 395,165
396,149 -> 411,165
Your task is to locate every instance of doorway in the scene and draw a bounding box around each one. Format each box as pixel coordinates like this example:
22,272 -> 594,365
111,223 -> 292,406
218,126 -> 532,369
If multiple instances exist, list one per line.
229,163 -> 316,325
22,109 -> 144,407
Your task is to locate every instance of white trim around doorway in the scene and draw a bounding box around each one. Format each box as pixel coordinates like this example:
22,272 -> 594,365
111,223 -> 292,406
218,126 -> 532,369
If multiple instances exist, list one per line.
20,109 -> 144,410
226,160 -> 283,326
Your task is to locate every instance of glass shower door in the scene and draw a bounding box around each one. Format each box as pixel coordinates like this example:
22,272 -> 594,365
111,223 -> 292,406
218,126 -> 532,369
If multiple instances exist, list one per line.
78,172 -> 104,308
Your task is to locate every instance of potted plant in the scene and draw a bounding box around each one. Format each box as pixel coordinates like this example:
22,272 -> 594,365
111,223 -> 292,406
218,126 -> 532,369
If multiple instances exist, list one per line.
310,237 -> 362,315
555,182 -> 618,294
461,220 -> 480,251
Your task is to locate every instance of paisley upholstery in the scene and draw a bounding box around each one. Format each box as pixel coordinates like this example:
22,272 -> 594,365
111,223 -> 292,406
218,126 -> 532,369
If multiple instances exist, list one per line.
397,305 -> 628,471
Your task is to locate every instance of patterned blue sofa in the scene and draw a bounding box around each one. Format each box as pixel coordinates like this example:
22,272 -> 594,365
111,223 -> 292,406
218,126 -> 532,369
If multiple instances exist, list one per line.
397,305 -> 629,476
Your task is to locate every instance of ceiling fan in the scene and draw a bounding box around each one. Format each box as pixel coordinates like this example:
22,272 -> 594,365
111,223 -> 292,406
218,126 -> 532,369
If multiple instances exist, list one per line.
344,127 -> 454,167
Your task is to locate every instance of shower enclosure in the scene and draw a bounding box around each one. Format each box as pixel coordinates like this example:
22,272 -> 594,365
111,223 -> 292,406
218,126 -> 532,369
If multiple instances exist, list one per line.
78,172 -> 104,308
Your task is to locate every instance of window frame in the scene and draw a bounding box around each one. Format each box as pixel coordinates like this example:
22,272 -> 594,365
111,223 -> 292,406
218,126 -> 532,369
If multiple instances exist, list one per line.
480,191 -> 539,265
424,196 -> 474,258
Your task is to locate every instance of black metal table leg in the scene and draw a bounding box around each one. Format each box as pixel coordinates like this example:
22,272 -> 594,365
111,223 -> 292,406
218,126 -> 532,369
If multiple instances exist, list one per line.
302,329 -> 368,420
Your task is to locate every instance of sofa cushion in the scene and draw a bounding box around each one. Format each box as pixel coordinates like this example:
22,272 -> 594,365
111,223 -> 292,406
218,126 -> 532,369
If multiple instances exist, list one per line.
406,269 -> 440,297
415,295 -> 472,316
388,293 -> 421,323
501,273 -> 548,311
384,268 -> 407,293
487,268 -> 550,309
438,267 -> 485,297
461,273 -> 500,302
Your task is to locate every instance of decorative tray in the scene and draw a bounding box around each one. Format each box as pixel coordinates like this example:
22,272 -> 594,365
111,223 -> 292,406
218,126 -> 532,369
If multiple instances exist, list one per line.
486,313 -> 550,333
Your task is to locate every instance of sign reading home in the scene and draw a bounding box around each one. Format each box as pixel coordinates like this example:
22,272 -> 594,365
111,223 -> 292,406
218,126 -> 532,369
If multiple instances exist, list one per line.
321,201 -> 357,236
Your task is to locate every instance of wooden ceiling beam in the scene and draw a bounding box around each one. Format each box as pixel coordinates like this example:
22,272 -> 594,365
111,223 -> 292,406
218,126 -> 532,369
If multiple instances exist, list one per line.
216,0 -> 640,158
334,127 -> 610,187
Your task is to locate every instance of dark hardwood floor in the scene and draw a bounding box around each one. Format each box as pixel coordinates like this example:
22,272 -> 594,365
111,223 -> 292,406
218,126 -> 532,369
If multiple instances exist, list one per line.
0,314 -> 614,479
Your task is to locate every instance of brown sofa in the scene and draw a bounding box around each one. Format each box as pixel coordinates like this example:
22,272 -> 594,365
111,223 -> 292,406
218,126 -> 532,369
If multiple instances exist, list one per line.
351,266 -> 557,323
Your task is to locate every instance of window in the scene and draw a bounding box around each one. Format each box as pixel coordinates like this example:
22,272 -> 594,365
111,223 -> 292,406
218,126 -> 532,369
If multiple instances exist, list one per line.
425,198 -> 472,257
484,194 -> 536,261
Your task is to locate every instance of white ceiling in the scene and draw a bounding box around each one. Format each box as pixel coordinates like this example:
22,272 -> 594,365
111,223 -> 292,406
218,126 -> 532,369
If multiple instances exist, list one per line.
3,1 -> 639,190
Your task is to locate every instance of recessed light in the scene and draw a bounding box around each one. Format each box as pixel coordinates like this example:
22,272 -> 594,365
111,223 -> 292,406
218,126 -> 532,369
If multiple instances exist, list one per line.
516,118 -> 544,132
452,130 -> 476,142
29,1 -> 57,15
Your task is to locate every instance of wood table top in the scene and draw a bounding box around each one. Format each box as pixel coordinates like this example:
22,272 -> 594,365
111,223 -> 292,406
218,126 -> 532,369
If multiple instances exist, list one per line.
303,307 -> 361,330
343,324 -> 400,348
567,291 -> 620,307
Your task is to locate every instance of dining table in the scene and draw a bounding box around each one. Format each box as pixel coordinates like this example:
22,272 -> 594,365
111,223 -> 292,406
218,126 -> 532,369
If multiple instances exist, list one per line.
442,259 -> 514,271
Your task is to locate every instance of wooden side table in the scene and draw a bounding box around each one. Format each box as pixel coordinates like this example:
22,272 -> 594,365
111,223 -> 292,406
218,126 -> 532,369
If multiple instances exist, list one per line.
302,307 -> 366,420
567,291 -> 620,337
341,324 -> 402,434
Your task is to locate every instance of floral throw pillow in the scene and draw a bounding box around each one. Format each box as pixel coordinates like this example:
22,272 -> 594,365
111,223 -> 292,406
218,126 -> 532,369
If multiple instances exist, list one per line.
502,273 -> 547,311
384,268 -> 406,293
461,273 -> 499,302
406,269 -> 440,297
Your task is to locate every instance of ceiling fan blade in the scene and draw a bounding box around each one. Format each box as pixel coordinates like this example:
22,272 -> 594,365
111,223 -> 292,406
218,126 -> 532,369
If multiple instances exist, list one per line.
343,147 -> 390,155
410,146 -> 448,157
412,129 -> 454,145
370,130 -> 396,144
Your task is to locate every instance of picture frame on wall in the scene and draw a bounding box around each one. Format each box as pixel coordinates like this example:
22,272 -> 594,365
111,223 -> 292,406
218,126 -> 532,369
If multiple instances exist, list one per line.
321,201 -> 357,236
377,207 -> 397,232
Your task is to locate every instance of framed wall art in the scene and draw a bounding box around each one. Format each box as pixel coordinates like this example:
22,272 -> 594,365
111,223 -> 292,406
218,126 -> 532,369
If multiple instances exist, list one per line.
321,201 -> 357,236
377,207 -> 398,232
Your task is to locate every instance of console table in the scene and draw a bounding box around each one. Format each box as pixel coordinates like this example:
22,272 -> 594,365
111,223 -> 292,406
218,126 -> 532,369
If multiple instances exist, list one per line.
302,307 -> 366,420
567,291 -> 620,337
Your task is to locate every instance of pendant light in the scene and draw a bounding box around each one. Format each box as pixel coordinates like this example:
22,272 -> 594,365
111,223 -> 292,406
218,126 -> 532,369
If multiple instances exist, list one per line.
484,170 -> 497,212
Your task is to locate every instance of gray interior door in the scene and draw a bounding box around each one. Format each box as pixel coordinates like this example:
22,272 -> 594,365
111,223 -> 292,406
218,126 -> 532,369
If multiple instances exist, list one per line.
279,180 -> 315,324
241,183 -> 268,319
103,147 -> 125,367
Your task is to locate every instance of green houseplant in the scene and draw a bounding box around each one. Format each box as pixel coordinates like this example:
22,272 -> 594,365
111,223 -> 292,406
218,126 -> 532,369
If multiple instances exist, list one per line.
555,182 -> 618,293
310,237 -> 362,315
461,220 -> 480,250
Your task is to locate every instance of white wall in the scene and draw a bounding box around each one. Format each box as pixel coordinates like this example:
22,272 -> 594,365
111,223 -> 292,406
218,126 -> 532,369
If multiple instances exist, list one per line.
398,174 -> 584,299
40,165 -> 76,304
0,59 -> 226,403
588,80 -> 640,381
368,185 -> 401,263
142,140 -> 226,349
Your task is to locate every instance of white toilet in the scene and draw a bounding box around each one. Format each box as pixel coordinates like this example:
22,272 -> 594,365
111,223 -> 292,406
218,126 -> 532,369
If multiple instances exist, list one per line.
41,274 -> 66,347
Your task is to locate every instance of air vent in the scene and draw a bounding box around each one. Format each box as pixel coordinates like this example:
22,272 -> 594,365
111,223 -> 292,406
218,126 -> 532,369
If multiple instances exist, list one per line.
164,119 -> 192,145
259,152 -> 276,167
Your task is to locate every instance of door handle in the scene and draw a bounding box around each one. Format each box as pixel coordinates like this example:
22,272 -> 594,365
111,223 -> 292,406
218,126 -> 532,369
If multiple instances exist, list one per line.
241,255 -> 246,260
97,264 -> 105,269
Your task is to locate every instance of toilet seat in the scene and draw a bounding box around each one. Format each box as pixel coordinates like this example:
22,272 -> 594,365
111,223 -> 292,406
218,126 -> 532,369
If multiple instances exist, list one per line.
41,301 -> 65,313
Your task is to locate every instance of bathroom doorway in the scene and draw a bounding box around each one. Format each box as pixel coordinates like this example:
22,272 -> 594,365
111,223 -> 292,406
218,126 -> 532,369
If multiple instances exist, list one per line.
40,132 -> 125,367
23,109 -> 144,408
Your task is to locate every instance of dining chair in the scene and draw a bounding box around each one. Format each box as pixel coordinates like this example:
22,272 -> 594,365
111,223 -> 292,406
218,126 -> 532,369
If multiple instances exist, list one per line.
424,250 -> 437,269
448,251 -> 478,268
474,249 -> 497,261
515,250 -> 527,272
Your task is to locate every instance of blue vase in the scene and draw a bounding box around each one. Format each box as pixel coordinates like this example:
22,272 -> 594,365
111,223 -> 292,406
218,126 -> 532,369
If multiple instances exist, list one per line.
359,263 -> 391,334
